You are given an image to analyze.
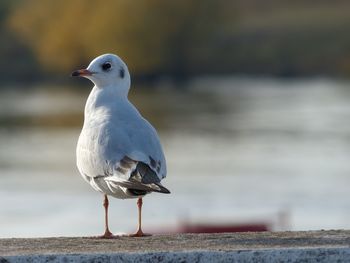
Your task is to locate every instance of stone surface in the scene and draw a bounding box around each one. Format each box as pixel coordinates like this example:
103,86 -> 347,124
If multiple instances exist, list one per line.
1,230 -> 350,262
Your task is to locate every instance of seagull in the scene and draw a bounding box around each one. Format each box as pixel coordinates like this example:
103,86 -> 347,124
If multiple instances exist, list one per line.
72,54 -> 170,238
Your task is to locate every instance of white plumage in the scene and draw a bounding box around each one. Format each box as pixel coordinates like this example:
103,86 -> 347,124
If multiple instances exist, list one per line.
72,53 -> 169,237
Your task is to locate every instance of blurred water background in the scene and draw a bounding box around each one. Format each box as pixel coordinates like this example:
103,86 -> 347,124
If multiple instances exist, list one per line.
1,1 -> 350,237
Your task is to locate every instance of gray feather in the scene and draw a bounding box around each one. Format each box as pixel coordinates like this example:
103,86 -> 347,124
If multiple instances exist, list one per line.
105,156 -> 170,194
107,177 -> 170,194
136,162 -> 161,184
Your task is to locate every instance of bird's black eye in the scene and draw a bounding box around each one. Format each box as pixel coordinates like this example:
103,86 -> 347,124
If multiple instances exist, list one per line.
102,62 -> 112,71
119,68 -> 125,78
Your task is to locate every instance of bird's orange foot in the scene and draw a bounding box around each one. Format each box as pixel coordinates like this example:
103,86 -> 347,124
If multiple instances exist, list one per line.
100,233 -> 117,239
128,229 -> 152,237
91,230 -> 119,239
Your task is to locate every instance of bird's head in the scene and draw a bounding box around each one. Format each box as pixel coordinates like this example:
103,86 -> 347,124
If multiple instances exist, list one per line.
71,54 -> 131,91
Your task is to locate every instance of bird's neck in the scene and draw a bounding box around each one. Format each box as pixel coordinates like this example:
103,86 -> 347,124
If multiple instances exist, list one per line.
84,85 -> 129,117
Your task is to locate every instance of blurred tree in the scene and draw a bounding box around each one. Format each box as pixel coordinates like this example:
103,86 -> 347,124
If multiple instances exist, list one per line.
0,1 -> 41,83
6,0 -> 350,81
9,0 -> 229,79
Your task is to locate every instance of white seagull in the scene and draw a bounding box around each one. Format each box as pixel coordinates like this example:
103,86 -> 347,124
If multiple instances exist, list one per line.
72,54 -> 170,238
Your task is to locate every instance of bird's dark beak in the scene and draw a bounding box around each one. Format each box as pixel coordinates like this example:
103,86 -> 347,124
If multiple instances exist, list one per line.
71,69 -> 93,77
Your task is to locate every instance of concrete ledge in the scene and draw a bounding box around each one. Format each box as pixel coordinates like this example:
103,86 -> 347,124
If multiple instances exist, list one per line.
3,248 -> 350,263
1,230 -> 350,262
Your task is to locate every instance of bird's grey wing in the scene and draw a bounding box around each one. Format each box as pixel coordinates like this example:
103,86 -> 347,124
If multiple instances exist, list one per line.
105,156 -> 170,194
102,118 -> 167,182
126,117 -> 167,180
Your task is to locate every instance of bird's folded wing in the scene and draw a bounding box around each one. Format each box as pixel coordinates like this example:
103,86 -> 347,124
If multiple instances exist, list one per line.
105,156 -> 170,194
105,176 -> 170,194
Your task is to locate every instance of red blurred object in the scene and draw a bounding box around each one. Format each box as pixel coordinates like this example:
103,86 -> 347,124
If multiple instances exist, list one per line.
152,222 -> 270,234
179,223 -> 269,233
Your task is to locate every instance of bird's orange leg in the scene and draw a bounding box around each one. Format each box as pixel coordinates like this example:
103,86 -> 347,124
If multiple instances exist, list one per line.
99,194 -> 114,238
129,198 -> 151,237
